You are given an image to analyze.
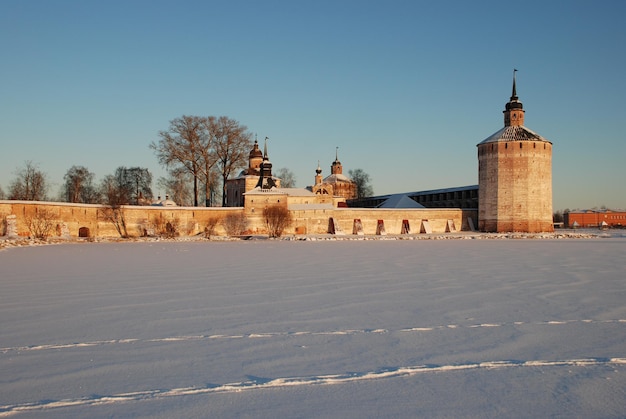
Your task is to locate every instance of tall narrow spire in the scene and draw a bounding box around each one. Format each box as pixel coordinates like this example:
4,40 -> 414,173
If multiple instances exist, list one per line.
256,137 -> 273,188
255,156 -> 265,188
504,69 -> 524,126
511,69 -> 518,101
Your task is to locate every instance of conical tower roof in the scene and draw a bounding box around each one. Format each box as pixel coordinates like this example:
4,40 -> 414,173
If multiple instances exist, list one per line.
478,70 -> 550,145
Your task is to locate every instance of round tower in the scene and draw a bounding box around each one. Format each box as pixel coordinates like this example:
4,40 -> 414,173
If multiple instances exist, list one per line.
477,71 -> 553,233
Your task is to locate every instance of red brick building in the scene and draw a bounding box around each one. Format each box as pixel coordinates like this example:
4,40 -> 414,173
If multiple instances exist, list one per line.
564,209 -> 626,228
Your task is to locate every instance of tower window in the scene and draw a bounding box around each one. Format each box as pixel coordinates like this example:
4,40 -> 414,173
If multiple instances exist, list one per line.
520,142 -> 523,148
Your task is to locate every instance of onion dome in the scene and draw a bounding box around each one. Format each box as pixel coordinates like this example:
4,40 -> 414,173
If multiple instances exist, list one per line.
249,139 -> 263,158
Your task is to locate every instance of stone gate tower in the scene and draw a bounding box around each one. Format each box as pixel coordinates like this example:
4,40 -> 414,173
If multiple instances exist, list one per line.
477,71 -> 553,232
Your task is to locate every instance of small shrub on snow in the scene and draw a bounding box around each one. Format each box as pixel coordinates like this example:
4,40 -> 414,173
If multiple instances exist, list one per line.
263,205 -> 292,238
223,213 -> 248,236
25,208 -> 56,240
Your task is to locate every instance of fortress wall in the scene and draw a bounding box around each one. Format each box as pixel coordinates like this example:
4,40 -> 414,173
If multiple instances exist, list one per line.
0,201 -> 244,238
289,208 -> 477,235
1,201 -> 477,238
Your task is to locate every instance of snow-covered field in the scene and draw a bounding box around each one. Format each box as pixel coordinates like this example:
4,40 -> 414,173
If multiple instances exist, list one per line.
1,236 -> 625,418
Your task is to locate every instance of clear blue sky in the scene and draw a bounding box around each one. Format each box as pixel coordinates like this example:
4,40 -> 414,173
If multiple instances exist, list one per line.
2,0 -> 625,210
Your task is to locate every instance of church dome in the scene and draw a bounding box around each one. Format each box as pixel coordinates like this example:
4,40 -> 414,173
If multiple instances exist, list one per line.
249,140 -> 263,158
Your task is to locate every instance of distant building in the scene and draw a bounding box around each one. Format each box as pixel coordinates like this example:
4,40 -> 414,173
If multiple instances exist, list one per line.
151,195 -> 177,207
565,209 -> 626,228
310,149 -> 357,201
224,138 -> 281,207
348,185 -> 478,209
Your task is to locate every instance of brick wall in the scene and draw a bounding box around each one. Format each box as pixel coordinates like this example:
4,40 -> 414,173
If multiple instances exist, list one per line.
1,200 -> 477,238
478,140 -> 553,233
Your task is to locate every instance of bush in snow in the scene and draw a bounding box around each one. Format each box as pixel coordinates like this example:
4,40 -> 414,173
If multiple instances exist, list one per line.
223,213 -> 248,236
25,208 -> 57,240
263,205 -> 292,238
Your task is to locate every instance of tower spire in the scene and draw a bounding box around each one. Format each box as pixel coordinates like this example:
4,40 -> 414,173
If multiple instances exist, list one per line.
331,147 -> 343,175
511,69 -> 518,101
255,137 -> 273,188
504,69 -> 524,127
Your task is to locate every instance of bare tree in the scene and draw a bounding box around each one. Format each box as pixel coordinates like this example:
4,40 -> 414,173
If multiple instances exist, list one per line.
348,168 -> 374,199
275,167 -> 296,188
98,167 -> 150,238
152,215 -> 180,238
157,167 -> 193,206
0,185 -> 5,200
152,115 -> 252,207
197,116 -> 220,206
63,165 -> 99,203
212,116 -> 253,206
125,167 -> 153,204
98,205 -> 129,238
151,116 -> 206,206
100,173 -> 128,206
202,169 -> 221,206
25,208 -> 57,240
8,161 -> 48,201
223,212 -> 248,236
204,217 -> 221,238
263,205 -> 292,238
99,167 -> 152,205
98,173 -> 129,237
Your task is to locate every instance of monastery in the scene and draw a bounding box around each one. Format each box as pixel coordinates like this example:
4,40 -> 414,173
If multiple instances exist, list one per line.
1,73 -> 554,238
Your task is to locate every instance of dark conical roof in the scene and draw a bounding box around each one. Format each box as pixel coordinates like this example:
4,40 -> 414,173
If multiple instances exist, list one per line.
478,70 -> 551,145
479,125 -> 548,144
